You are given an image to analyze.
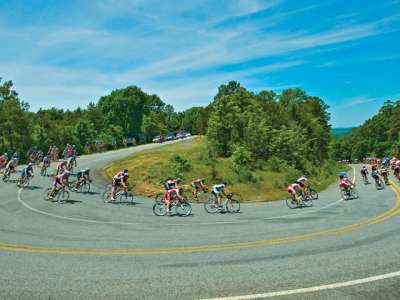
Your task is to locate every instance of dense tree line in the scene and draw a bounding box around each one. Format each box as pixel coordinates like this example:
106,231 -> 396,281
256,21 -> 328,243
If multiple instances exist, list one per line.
206,81 -> 332,179
331,100 -> 400,160
0,78 -> 208,159
0,76 -> 335,177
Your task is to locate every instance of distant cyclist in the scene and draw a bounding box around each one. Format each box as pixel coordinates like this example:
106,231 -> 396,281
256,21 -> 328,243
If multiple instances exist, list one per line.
110,169 -> 129,201
339,172 -> 354,192
5,156 -> 19,175
57,160 -> 67,174
0,153 -> 8,169
49,171 -> 71,199
287,182 -> 302,205
19,162 -> 34,182
165,187 -> 185,214
191,178 -> 208,197
380,167 -> 389,184
360,166 -> 369,182
164,178 -> 182,191
211,182 -> 229,209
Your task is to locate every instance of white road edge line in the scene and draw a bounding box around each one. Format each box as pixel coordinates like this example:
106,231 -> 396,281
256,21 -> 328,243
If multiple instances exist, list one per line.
16,189 -> 250,226
200,270 -> 400,300
16,166 -> 356,226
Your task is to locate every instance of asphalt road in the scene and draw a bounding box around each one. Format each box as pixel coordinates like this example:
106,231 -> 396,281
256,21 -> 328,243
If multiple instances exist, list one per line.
0,139 -> 399,300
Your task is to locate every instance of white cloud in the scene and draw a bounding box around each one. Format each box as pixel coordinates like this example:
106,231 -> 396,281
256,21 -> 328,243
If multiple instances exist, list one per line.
342,96 -> 378,108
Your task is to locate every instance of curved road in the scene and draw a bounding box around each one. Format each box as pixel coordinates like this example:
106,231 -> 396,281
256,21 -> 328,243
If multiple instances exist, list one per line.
0,139 -> 399,299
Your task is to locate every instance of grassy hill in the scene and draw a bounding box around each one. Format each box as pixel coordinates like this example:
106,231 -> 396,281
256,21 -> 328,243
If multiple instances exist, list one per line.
104,137 -> 343,202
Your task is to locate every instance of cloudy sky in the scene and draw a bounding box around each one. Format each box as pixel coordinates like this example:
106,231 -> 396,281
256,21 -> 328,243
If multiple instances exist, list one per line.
1,0 -> 400,127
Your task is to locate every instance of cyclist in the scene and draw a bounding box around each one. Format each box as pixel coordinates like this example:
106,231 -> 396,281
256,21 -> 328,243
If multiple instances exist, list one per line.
380,167 -> 389,184
339,172 -> 354,193
42,155 -> 51,168
211,182 -> 229,208
296,176 -> 309,197
5,156 -> 19,175
191,178 -> 208,197
165,187 -> 185,214
287,182 -> 303,205
371,168 -> 380,184
0,153 -> 8,169
66,155 -> 76,170
19,162 -> 34,183
73,168 -> 91,190
110,169 -> 129,201
164,178 -> 182,191
371,161 -> 378,171
360,166 -> 369,182
49,170 -> 71,199
394,163 -> 400,180
57,160 -> 67,174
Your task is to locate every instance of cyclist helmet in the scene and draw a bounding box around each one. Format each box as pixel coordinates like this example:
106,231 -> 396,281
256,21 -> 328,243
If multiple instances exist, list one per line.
223,181 -> 228,186
28,162 -> 33,167
298,176 -> 307,182
85,168 -> 90,172
176,178 -> 182,183
339,171 -> 347,178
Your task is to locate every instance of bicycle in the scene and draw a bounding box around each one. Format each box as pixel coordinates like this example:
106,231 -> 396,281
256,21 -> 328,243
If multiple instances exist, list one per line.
153,195 -> 192,216
302,187 -> 318,200
16,175 -> 33,188
43,186 -> 70,203
204,193 -> 241,213
102,186 -> 134,204
373,175 -> 384,190
190,187 -> 209,203
2,167 -> 13,183
40,164 -> 49,176
340,185 -> 359,200
286,192 -> 313,209
70,179 -> 91,194
361,173 -> 369,185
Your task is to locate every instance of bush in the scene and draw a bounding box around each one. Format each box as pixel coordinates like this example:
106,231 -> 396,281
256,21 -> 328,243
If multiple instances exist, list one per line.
230,146 -> 257,183
169,155 -> 192,178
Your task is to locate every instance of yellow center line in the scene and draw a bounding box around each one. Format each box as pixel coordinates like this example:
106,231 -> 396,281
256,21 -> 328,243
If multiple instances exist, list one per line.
1,181 -> 400,256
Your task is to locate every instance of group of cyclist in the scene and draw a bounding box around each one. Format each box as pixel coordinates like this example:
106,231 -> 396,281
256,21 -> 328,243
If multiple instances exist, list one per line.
360,157 -> 400,186
0,144 -> 92,201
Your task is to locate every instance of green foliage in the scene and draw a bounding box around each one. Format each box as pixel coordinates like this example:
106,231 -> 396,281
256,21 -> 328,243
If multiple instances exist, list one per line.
0,77 -> 210,160
331,100 -> 400,160
207,82 -> 332,178
169,155 -> 192,178
230,146 -> 257,182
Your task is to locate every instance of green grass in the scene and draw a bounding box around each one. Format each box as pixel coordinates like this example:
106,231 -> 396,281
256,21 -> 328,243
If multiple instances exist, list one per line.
104,136 -> 344,202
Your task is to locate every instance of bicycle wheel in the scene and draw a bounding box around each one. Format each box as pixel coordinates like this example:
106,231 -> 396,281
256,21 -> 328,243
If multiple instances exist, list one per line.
102,191 -> 111,202
155,192 -> 164,204
351,188 -> 359,199
341,189 -> 349,200
119,192 -> 134,204
302,197 -> 313,207
309,189 -> 318,200
176,201 -> 192,216
153,202 -> 166,216
2,173 -> 9,183
286,197 -> 298,209
226,199 -> 240,213
43,188 -> 53,201
80,182 -> 91,194
57,190 -> 70,203
204,198 -> 219,213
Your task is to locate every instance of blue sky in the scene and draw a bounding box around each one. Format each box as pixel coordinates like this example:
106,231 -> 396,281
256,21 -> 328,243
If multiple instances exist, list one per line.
1,0 -> 400,127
